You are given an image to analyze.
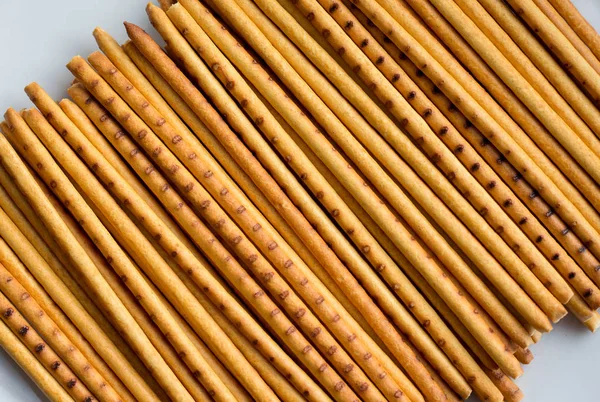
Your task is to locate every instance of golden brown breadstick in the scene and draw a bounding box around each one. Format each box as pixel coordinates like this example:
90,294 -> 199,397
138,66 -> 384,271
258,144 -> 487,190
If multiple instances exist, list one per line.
548,0 -> 600,62
394,0 -> 600,229
61,77 -> 344,401
0,289 -> 91,401
532,0 -> 600,75
0,319 -> 73,402
0,262 -> 120,402
485,368 -> 524,402
166,3 -> 474,398
458,0 -> 600,153
0,228 -> 137,402
0,120 -> 187,401
351,6 -> 600,305
585,312 -> 600,333
505,0 -> 600,104
18,103 -> 259,402
513,348 -> 533,365
223,0 -> 545,341
357,0 -> 600,262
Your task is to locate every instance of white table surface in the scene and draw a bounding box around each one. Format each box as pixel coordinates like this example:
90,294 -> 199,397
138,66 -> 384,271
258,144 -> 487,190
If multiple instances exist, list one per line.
0,1 -> 598,401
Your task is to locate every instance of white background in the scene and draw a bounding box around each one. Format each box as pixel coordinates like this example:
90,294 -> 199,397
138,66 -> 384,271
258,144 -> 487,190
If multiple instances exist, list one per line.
0,1 -> 599,401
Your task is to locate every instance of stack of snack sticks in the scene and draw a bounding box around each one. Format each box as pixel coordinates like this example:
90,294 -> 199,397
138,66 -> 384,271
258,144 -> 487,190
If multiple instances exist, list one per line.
0,0 -> 599,400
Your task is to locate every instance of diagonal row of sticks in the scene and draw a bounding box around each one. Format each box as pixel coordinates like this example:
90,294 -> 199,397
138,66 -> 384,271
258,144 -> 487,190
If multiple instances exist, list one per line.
0,0 -> 599,401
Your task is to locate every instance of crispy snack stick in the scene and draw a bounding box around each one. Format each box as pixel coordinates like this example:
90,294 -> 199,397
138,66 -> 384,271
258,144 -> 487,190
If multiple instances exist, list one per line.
0,224 -> 137,402
548,0 -> 600,63
0,319 -> 73,402
0,261 -> 120,402
459,0 -> 600,154
231,0 -> 550,340
290,0 -> 573,309
484,368 -> 524,402
0,119 -> 187,401
394,0 -> 600,229
61,78 -> 341,401
120,42 -> 380,349
504,0 -> 600,104
167,3 -> 474,398
532,0 -> 600,75
351,6 -> 600,305
355,0 -> 600,262
0,289 -> 91,401
584,312 -> 600,333
18,102 -> 256,402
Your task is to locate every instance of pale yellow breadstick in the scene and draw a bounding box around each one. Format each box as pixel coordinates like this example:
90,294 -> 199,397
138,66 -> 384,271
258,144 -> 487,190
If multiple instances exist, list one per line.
505,0 -> 600,104
0,122 -> 187,401
458,0 -> 600,154
532,0 -> 600,76
394,0 -> 600,228
532,331 -> 542,343
548,0 -> 600,63
0,262 -> 121,402
0,319 -> 73,402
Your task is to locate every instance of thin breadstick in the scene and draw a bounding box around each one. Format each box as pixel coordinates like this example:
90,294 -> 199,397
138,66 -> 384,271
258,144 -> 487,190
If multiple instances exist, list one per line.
532,331 -> 542,343
124,18 -> 431,400
484,368 -> 524,402
18,103 -> 256,402
224,0 -> 544,342
566,291 -> 595,323
351,6 -> 600,305
584,312 -> 600,333
61,78 -> 341,402
289,0 -> 572,308
0,319 -> 73,402
0,289 -> 92,401
548,0 -> 600,63
0,227 -> 137,402
394,0 -> 600,229
167,3 -> 474,398
0,262 -> 120,402
458,0 -> 600,154
357,0 -> 600,263
513,348 -> 533,365
0,121 -> 187,401
504,0 -> 600,104
532,0 -> 600,76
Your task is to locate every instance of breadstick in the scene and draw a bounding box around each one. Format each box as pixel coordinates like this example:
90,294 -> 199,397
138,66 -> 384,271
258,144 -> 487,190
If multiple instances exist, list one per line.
291,0 -> 573,308
566,291 -> 595,323
0,228 -> 137,402
223,0 -> 545,340
392,0 -> 600,230
0,319 -> 73,402
351,6 -> 600,305
0,120 -> 187,401
356,0 -> 600,262
79,52 -> 389,402
505,0 -> 600,104
513,348 -> 533,365
0,163 -> 161,398
0,262 -> 120,402
19,103 -> 260,402
61,80 -> 341,401
548,0 -> 600,63
532,0 -> 600,76
167,3 -> 473,398
584,312 -> 600,333
484,368 -> 524,402
458,0 -> 600,154
0,289 -> 92,401
532,331 -> 542,343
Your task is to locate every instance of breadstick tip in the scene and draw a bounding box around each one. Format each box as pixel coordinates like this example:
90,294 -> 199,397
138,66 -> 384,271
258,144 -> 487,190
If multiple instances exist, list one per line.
66,56 -> 89,74
23,82 -> 43,103
123,21 -> 144,38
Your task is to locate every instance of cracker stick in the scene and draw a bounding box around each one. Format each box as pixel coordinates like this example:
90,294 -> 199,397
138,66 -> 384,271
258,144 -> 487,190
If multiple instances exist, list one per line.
219,0 -> 545,339
0,262 -> 120,402
484,368 -> 524,402
0,290 -> 91,401
0,319 -> 73,402
532,331 -> 542,343
584,312 -> 600,333
0,120 -> 187,401
513,348 -> 533,365
459,0 -> 600,152
393,0 -> 600,229
19,104 -> 256,402
504,0 -> 600,104
167,3 -> 472,398
356,0 -> 600,262
116,47 -> 383,353
0,225 -> 137,402
62,80 -> 341,401
566,291 -> 595,323
532,0 -> 600,75
548,0 -> 600,63
352,7 -> 600,305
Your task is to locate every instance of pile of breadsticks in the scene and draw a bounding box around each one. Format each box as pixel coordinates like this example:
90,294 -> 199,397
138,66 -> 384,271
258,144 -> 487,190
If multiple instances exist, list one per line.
1,0 -> 599,400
